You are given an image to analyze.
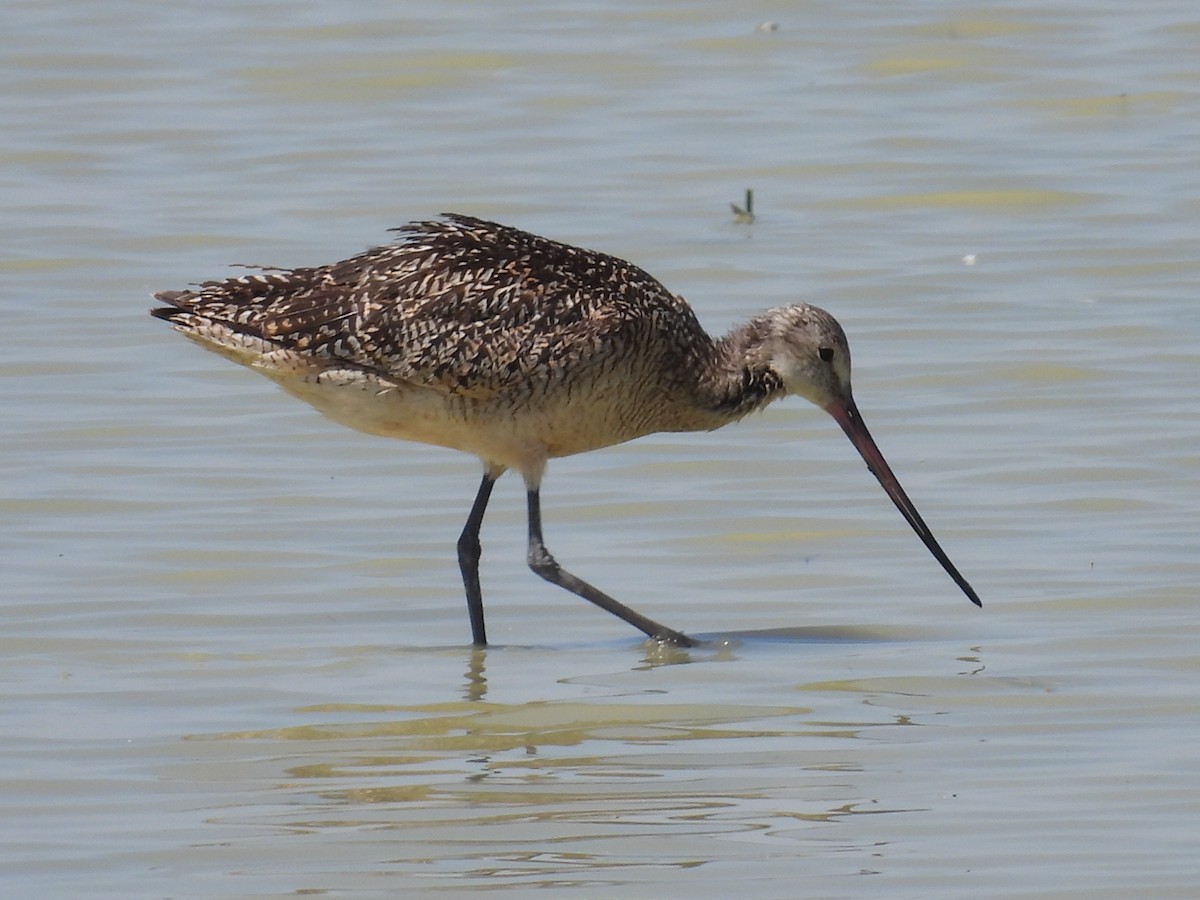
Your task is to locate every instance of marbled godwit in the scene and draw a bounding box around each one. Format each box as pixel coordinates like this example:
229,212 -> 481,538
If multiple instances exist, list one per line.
152,214 -> 981,647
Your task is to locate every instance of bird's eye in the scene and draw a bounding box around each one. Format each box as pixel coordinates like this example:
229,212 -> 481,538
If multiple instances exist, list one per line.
818,346 -> 835,363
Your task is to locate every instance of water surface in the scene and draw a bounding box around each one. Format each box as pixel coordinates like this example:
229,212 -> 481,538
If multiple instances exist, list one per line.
3,1 -> 1199,897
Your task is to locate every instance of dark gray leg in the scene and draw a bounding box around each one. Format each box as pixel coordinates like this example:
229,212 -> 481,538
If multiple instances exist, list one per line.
524,487 -> 696,647
458,472 -> 498,646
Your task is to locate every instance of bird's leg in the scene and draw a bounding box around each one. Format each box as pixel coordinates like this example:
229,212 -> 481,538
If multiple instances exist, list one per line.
458,470 -> 500,646
524,487 -> 697,648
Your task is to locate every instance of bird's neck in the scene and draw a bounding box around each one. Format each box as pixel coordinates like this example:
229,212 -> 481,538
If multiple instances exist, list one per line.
692,319 -> 786,424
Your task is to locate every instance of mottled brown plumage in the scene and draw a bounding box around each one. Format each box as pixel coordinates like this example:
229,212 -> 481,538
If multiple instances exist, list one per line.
153,214 -> 979,647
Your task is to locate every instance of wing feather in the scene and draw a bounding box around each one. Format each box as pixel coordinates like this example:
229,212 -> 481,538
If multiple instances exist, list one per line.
152,215 -> 705,398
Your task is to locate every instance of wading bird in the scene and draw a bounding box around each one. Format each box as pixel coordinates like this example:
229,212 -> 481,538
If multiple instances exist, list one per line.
152,214 -> 981,647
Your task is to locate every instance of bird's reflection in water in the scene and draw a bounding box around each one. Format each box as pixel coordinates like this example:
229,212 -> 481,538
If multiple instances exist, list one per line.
462,646 -> 488,702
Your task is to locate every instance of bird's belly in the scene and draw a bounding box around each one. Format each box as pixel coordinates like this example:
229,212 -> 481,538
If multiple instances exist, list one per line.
267,367 -> 662,470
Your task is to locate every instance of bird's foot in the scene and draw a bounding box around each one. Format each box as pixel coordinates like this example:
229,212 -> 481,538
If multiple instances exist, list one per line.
652,629 -> 699,648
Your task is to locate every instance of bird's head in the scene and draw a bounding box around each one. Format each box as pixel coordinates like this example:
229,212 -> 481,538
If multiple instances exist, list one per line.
759,304 -> 854,410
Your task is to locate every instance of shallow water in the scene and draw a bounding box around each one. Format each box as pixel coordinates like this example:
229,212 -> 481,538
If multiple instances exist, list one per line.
4,1 -> 1199,897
